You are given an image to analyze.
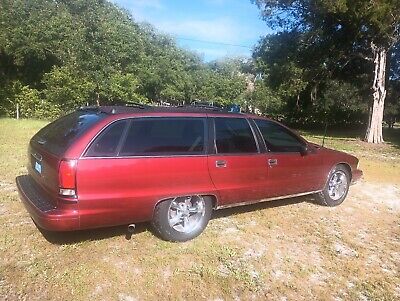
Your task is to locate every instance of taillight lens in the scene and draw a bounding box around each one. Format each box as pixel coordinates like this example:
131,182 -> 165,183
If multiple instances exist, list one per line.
59,159 -> 77,197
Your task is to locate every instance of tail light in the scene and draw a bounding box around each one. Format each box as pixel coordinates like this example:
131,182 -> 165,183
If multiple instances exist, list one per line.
59,159 -> 77,197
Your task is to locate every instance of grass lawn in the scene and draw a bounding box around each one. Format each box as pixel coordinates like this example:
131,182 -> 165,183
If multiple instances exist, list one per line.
0,118 -> 399,301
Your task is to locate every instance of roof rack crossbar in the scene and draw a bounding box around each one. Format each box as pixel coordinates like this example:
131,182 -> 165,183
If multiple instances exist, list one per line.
177,104 -> 226,111
78,106 -> 102,112
125,102 -> 150,109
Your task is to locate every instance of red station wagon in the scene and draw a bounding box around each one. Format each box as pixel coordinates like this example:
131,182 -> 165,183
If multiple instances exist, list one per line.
16,105 -> 363,241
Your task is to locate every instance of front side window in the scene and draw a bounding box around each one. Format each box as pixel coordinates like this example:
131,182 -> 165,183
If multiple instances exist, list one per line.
120,118 -> 206,156
85,120 -> 127,157
215,118 -> 258,154
254,119 -> 305,152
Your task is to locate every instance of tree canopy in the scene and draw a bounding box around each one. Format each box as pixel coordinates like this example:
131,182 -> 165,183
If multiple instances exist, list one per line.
0,0 -> 399,140
0,0 -> 250,119
253,0 -> 400,141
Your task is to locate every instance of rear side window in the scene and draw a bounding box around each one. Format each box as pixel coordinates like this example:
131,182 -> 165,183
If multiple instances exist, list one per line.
85,120 -> 127,157
33,110 -> 107,156
215,118 -> 258,154
254,119 -> 305,152
120,118 -> 206,156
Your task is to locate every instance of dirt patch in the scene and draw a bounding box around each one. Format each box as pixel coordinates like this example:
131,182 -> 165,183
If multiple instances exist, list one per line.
351,181 -> 400,211
0,181 -> 16,193
1,179 -> 399,300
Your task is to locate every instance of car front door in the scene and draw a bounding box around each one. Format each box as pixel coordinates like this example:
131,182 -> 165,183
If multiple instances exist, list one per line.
207,117 -> 269,206
254,119 -> 324,198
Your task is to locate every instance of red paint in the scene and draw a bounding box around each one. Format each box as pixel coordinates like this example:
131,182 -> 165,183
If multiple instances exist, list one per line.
76,156 -> 216,229
207,154 -> 269,204
264,151 -> 324,197
17,108 -> 363,231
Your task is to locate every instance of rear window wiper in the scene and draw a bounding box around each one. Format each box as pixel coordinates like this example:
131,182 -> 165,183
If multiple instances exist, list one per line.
37,137 -> 46,145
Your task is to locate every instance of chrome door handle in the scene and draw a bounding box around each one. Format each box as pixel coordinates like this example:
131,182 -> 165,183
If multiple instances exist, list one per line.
216,160 -> 227,168
268,158 -> 278,167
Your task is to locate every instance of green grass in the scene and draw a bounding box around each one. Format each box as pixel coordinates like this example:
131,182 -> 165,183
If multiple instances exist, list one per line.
0,118 -> 399,301
0,118 -> 47,183
300,127 -> 400,157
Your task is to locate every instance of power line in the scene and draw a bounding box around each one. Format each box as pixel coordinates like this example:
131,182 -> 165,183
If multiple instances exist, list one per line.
175,36 -> 253,49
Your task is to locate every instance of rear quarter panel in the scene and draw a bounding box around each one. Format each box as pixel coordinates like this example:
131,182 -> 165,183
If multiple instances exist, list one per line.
76,156 -> 217,229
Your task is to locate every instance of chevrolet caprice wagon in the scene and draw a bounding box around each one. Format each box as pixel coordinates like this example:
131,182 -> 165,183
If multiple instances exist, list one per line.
16,105 -> 362,241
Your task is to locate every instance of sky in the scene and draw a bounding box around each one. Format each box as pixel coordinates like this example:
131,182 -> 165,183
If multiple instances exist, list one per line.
113,0 -> 270,62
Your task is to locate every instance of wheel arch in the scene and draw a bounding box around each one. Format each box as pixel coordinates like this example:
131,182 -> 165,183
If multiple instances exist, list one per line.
323,162 -> 353,189
152,193 -> 219,218
336,162 -> 352,181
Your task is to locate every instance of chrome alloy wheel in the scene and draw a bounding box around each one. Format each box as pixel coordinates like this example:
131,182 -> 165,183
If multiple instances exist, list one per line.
168,195 -> 206,233
328,170 -> 348,201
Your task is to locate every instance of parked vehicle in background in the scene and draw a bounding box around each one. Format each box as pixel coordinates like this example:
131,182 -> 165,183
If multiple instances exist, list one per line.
16,105 -> 362,241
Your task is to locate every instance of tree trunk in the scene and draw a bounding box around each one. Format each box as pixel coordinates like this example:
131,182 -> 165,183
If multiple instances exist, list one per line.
364,45 -> 387,143
296,94 -> 300,110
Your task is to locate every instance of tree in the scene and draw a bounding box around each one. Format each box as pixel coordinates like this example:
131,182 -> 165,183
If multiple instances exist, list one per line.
244,81 -> 283,117
107,72 -> 147,104
0,0 -> 250,118
253,31 -> 309,110
42,66 -> 95,110
253,0 -> 400,143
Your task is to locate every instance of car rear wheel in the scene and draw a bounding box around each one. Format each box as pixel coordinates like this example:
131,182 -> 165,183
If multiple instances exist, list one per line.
151,195 -> 212,242
316,165 -> 350,207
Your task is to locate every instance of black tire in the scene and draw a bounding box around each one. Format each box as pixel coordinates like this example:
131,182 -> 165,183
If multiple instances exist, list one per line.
316,165 -> 351,207
151,195 -> 213,242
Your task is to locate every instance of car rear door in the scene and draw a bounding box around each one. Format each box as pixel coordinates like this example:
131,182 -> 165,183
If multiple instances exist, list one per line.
207,117 -> 269,206
253,119 -> 324,197
77,116 -> 216,228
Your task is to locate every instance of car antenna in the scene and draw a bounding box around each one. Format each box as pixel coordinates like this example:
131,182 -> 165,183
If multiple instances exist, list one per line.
321,97 -> 328,147
322,121 -> 328,147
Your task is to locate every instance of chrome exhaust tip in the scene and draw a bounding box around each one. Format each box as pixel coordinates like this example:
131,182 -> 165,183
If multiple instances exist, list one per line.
127,224 -> 136,233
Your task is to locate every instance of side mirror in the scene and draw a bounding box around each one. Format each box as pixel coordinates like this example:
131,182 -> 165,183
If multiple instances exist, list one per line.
299,145 -> 309,156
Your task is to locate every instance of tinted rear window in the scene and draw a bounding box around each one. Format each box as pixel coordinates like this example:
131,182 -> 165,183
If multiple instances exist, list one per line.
120,118 -> 206,156
33,110 -> 107,156
85,120 -> 128,157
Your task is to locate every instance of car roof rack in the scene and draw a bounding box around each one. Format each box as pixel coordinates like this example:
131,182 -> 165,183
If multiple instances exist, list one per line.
77,103 -> 243,115
177,102 -> 226,112
124,102 -> 150,109
78,102 -> 150,114
78,105 -> 103,112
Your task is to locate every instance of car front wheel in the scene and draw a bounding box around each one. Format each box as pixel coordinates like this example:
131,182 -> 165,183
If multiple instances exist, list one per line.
316,165 -> 350,207
151,195 -> 212,242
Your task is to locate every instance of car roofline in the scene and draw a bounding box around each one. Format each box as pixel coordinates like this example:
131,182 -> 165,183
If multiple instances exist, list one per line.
77,105 -> 247,116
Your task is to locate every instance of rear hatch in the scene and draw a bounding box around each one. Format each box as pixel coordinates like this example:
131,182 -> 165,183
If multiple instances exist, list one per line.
28,109 -> 108,204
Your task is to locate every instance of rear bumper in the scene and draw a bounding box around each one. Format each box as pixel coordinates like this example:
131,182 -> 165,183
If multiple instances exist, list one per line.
16,175 -> 79,231
351,169 -> 363,184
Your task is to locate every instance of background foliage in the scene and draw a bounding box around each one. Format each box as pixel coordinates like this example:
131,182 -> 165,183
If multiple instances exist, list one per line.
0,0 -> 249,119
0,0 -> 399,128
252,0 -> 400,129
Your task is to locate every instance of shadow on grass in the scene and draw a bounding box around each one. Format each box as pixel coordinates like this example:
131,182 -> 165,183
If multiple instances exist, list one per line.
38,222 -> 150,245
213,194 -> 316,219
39,194 -> 318,245
383,127 -> 400,150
